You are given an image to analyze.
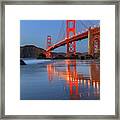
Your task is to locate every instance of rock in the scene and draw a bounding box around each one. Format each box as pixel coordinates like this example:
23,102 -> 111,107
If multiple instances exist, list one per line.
20,59 -> 26,65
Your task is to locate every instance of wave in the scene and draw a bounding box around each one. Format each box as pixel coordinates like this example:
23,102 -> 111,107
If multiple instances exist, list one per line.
23,59 -> 51,65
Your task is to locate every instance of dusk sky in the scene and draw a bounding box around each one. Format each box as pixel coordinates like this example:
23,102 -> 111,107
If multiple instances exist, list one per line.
20,20 -> 100,52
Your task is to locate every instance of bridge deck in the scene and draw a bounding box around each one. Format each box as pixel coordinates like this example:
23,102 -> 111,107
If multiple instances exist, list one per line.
46,27 -> 100,52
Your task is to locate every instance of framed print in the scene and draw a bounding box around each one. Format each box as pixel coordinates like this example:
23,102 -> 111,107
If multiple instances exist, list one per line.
0,0 -> 119,119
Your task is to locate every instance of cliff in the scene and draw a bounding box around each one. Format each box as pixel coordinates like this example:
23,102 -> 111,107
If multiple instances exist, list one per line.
20,45 -> 46,58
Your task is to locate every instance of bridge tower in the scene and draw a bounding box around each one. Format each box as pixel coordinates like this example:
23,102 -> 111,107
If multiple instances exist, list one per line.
46,35 -> 52,58
66,20 -> 76,57
88,27 -> 100,58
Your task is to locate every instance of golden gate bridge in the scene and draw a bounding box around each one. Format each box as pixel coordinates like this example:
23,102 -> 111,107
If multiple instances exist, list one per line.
46,20 -> 100,59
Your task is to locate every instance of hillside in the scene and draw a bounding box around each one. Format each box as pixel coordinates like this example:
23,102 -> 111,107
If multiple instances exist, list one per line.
20,45 -> 46,58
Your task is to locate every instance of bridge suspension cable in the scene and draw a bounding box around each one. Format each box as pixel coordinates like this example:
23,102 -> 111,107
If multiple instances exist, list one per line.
84,20 -> 99,28
80,20 -> 88,28
86,21 -> 94,27
56,21 -> 65,43
77,20 -> 99,33
77,20 -> 88,34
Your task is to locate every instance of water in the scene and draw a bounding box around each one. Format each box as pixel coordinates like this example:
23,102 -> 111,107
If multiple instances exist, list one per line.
23,59 -> 51,64
20,59 -> 100,100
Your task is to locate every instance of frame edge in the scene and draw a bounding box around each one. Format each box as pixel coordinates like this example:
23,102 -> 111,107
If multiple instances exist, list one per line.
1,0 -> 119,119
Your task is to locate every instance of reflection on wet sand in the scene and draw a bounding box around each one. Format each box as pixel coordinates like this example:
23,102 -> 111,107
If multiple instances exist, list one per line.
47,60 -> 100,100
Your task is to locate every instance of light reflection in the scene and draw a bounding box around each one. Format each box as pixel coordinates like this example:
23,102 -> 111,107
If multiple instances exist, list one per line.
47,60 -> 100,100
93,82 -> 96,89
88,80 -> 90,88
84,80 -> 86,86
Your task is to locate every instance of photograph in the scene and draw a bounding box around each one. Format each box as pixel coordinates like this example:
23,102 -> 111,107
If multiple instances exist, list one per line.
20,20 -> 100,100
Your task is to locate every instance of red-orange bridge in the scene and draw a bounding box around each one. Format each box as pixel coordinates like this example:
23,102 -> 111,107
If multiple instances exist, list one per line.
46,20 -> 100,58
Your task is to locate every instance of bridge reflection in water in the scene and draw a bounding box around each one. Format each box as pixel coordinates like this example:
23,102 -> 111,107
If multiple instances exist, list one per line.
47,60 -> 100,100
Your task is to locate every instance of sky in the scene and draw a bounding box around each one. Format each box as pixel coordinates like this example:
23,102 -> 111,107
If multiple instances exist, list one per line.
20,20 -> 100,53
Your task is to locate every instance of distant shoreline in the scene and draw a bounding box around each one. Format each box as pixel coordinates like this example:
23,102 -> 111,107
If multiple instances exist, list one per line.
20,44 -> 100,60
